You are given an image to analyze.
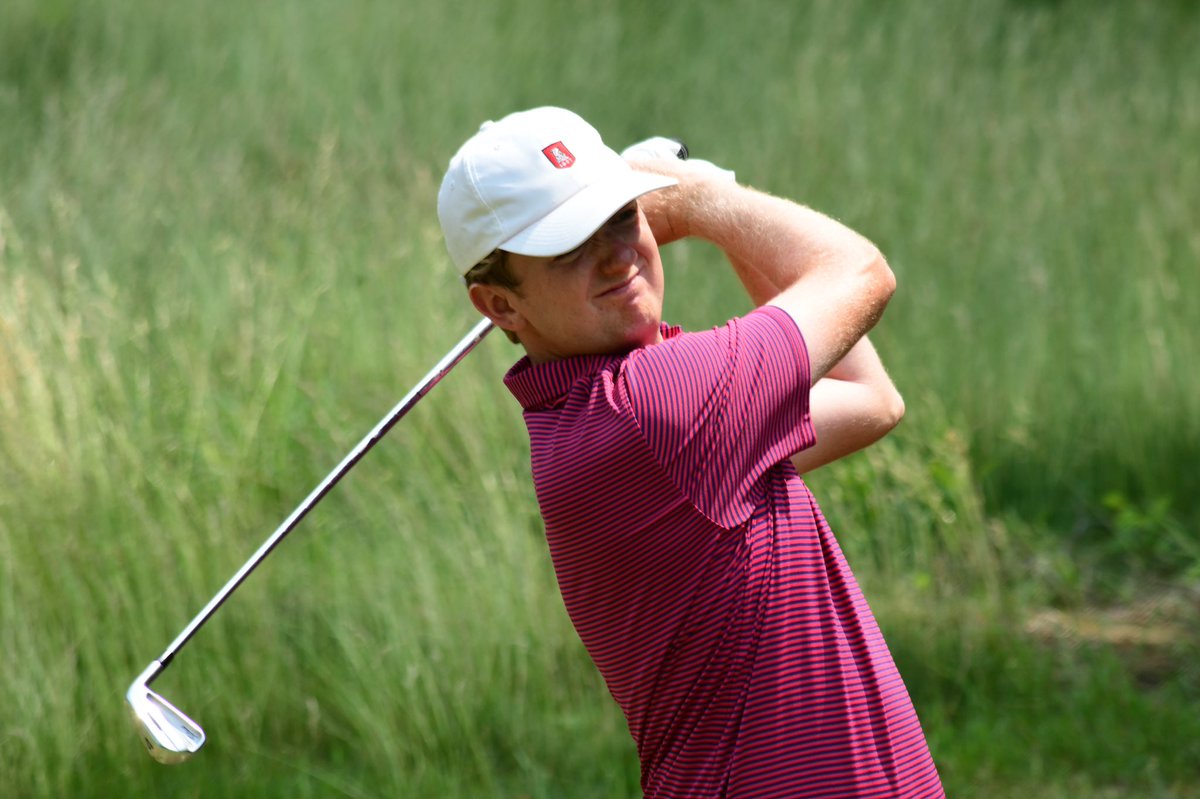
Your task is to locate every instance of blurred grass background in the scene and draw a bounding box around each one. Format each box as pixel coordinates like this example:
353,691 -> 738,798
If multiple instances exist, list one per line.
1,0 -> 1198,796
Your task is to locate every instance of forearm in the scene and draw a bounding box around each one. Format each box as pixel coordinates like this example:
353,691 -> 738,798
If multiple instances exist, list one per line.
639,171 -> 875,301
791,337 -> 905,474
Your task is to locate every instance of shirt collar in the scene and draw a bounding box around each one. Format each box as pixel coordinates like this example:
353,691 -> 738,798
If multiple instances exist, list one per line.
502,323 -> 682,412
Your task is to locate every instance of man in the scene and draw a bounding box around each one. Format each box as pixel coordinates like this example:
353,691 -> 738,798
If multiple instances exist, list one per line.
438,107 -> 944,798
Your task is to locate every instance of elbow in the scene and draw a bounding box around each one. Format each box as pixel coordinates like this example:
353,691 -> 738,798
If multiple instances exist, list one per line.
882,385 -> 906,432
865,386 -> 905,443
836,244 -> 895,334
869,250 -> 902,431
865,246 -> 896,311
846,247 -> 895,339
868,360 -> 906,436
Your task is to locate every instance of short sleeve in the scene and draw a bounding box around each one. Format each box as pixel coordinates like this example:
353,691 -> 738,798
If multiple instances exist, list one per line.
622,306 -> 816,529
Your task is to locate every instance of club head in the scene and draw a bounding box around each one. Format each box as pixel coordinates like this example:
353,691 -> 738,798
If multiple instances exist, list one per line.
126,661 -> 206,764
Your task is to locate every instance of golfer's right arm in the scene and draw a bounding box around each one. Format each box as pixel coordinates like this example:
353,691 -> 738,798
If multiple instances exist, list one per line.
790,336 -> 905,474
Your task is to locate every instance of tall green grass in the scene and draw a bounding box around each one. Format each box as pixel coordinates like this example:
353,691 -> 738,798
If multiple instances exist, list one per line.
2,0 -> 1197,796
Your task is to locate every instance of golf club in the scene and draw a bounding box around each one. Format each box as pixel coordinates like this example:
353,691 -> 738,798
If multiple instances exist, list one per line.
127,317 -> 494,763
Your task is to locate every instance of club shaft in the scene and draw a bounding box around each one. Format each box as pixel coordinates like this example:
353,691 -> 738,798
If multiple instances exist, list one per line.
150,317 -> 495,680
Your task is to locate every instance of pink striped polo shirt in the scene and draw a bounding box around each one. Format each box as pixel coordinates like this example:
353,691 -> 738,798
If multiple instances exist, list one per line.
503,306 -> 943,798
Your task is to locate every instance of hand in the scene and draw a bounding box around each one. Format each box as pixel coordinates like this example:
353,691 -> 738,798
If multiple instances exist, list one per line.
622,140 -> 738,245
620,137 -> 737,182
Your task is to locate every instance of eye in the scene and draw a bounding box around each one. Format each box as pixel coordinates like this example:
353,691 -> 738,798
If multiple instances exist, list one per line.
552,244 -> 586,266
612,203 -> 638,226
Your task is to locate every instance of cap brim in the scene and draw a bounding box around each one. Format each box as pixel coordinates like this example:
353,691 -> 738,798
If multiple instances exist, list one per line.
499,171 -> 677,258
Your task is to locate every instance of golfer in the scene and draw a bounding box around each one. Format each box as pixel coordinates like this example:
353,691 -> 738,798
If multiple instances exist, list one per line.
438,107 -> 944,798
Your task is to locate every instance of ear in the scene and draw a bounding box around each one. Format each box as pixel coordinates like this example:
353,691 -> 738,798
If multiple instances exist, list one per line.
467,283 -> 526,336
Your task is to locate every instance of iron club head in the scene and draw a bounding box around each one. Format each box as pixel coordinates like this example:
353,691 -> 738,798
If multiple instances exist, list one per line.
126,661 -> 206,764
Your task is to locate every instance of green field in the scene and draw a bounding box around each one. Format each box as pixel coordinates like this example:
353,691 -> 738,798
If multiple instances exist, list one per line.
2,0 -> 1198,796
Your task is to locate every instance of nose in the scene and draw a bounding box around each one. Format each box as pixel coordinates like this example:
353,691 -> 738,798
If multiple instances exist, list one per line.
596,240 -> 637,275
593,220 -> 638,268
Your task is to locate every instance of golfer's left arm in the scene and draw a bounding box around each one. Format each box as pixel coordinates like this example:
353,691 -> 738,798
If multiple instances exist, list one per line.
627,156 -> 903,470
789,335 -> 904,475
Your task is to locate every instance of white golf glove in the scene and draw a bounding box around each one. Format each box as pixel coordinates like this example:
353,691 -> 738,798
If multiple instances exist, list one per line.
621,136 -> 737,183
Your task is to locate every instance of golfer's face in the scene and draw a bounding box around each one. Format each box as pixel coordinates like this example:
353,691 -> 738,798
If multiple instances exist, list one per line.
505,202 -> 665,363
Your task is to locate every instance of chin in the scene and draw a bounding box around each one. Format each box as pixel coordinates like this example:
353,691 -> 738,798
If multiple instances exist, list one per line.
624,319 -> 663,350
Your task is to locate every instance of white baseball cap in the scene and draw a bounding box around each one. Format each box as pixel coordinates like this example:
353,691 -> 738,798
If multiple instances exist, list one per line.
437,107 -> 678,274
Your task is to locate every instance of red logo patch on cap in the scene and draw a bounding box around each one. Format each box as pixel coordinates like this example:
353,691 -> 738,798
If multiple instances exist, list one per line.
542,142 -> 576,169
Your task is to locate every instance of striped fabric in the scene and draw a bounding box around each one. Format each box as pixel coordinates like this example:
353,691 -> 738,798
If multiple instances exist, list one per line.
503,306 -> 943,798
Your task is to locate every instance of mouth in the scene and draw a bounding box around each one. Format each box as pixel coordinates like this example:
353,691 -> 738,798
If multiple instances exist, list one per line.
597,274 -> 638,299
